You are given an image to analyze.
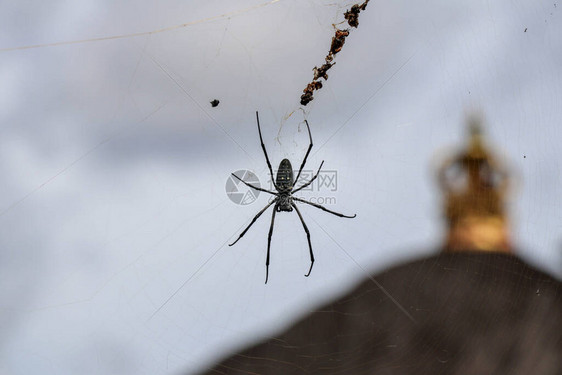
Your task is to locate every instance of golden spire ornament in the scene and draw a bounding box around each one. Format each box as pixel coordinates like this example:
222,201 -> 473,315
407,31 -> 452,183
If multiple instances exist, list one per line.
438,117 -> 511,253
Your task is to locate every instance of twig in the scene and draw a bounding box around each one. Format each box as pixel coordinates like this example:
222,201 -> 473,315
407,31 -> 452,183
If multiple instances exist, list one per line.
300,0 -> 370,106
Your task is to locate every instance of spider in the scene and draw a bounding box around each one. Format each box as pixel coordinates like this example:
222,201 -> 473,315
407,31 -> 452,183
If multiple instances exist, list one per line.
229,112 -> 356,283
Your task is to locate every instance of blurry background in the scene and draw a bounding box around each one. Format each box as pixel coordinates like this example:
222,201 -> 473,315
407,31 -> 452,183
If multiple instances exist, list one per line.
0,1 -> 561,374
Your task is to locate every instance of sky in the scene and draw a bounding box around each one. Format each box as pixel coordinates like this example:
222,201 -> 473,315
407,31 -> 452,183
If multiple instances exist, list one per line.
0,0 -> 561,374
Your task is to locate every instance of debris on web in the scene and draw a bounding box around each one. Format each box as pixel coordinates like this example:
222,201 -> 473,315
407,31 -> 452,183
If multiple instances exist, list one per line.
300,0 -> 370,106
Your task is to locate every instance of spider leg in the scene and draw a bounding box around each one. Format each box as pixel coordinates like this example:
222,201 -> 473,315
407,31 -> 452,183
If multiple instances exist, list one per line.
292,203 -> 314,277
292,160 -> 324,194
265,204 -> 278,284
231,173 -> 277,195
294,119 -> 313,186
256,111 -> 279,191
293,197 -> 356,218
229,199 -> 277,246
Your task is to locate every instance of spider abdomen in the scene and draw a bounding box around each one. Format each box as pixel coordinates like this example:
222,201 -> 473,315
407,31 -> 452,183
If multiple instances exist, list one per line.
276,158 -> 294,191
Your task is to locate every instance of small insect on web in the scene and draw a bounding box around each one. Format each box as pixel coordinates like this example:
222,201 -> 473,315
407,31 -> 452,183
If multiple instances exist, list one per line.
229,112 -> 356,283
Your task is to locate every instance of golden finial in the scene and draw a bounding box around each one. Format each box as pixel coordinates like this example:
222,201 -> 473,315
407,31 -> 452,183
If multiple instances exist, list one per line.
438,116 -> 511,253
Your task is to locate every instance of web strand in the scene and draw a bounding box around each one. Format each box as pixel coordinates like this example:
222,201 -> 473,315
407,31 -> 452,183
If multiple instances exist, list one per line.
0,0 -> 283,52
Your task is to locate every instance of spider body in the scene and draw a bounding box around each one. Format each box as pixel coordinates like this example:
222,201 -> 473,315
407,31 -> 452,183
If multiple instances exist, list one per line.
276,158 -> 295,212
230,112 -> 356,283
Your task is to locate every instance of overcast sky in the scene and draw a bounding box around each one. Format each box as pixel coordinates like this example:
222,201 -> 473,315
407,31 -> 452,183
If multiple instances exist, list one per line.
1,1 -> 561,374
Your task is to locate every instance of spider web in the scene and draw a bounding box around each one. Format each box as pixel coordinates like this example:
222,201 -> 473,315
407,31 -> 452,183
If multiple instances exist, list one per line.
0,1 -> 561,374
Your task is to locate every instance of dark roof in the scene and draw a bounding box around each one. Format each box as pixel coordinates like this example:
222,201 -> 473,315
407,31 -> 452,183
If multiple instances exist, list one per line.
197,252 -> 562,375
